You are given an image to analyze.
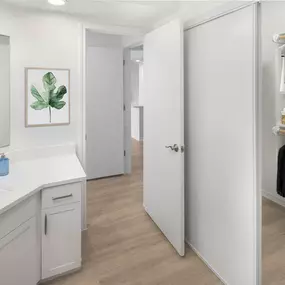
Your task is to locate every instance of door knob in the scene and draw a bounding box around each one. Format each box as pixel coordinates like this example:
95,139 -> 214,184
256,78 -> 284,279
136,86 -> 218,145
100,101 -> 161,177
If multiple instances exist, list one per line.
165,144 -> 179,152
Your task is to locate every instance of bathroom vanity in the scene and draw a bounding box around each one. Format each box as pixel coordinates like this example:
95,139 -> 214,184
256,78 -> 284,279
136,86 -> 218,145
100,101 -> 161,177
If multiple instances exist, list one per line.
0,144 -> 86,284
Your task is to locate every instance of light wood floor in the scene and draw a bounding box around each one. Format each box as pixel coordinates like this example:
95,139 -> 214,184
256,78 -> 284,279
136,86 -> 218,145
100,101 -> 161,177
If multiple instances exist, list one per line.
49,140 -> 221,285
263,197 -> 285,285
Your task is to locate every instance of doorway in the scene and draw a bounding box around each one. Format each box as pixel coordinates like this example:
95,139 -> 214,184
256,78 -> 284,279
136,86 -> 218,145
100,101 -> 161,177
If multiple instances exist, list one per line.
85,30 -> 124,180
123,43 -> 144,177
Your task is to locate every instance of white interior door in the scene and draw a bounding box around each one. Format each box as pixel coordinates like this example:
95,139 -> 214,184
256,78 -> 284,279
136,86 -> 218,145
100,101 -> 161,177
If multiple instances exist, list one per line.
86,47 -> 124,180
143,20 -> 185,256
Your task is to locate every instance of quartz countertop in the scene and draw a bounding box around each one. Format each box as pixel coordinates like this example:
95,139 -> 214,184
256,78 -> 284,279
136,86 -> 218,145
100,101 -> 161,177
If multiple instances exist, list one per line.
0,145 -> 86,215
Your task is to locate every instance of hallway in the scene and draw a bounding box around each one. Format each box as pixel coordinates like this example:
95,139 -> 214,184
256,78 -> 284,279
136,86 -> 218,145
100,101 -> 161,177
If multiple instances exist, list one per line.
49,140 -> 221,285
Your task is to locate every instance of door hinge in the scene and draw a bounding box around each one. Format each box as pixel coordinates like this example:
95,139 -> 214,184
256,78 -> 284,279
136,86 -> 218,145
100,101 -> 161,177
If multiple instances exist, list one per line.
123,59 -> 126,66
124,150 -> 126,156
123,104 -> 126,111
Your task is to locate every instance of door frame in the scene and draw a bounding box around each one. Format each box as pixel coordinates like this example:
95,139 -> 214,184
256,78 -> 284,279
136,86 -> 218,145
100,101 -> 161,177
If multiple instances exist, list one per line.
82,27 -> 144,176
80,26 -> 143,230
123,41 -> 144,174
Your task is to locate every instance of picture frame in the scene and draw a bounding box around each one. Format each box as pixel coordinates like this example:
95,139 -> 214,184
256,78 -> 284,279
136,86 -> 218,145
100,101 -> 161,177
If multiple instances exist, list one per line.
25,67 -> 70,127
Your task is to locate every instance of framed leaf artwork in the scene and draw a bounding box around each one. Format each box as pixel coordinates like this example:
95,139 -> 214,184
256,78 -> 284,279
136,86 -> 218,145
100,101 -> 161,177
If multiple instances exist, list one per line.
25,68 -> 70,127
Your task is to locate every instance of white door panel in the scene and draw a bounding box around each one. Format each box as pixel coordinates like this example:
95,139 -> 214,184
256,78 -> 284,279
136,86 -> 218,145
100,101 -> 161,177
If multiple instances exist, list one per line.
42,203 -> 81,279
185,4 -> 258,285
143,20 -> 185,256
86,47 -> 124,179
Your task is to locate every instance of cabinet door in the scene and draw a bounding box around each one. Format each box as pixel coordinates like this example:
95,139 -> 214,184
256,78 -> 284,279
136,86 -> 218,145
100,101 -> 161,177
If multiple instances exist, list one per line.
42,202 -> 81,279
0,217 -> 38,285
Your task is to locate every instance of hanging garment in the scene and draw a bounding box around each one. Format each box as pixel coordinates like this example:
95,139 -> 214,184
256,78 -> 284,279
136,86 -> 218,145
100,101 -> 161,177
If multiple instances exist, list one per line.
277,145 -> 285,197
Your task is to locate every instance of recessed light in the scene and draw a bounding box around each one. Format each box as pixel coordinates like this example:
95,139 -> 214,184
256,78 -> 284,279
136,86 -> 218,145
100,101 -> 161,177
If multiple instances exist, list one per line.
48,0 -> 66,6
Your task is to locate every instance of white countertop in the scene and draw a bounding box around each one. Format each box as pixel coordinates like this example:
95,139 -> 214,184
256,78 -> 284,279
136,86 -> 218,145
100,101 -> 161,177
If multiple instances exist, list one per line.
0,145 -> 86,215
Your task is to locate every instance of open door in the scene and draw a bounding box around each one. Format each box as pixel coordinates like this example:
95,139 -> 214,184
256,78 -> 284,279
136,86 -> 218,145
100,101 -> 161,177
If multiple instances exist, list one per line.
143,20 -> 185,256
86,46 -> 124,180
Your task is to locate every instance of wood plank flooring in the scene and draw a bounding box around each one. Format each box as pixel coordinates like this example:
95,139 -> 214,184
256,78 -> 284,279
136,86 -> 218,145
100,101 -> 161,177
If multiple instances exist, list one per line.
49,140 -> 221,285
263,197 -> 285,285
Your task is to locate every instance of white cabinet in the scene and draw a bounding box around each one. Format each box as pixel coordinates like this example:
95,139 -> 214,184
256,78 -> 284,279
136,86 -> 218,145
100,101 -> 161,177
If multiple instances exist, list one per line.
0,217 -> 38,285
0,182 -> 83,283
41,183 -> 82,279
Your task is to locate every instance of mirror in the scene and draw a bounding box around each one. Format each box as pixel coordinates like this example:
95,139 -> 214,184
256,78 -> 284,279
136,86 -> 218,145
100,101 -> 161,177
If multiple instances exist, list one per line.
0,35 -> 10,148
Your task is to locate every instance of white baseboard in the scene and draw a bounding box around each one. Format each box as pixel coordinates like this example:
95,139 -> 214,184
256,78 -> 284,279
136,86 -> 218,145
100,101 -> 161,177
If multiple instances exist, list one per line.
185,239 -> 228,285
262,189 -> 285,208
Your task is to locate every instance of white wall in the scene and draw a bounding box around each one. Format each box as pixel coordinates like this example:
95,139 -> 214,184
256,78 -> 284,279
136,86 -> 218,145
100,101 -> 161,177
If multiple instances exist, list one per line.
131,107 -> 143,141
138,63 -> 145,106
0,6 -> 83,161
129,62 -> 144,106
123,35 -> 144,48
185,4 -> 258,285
0,5 -> 141,160
0,4 -> 141,229
131,63 -> 144,141
86,30 -> 122,47
130,63 -> 140,105
261,1 -> 285,205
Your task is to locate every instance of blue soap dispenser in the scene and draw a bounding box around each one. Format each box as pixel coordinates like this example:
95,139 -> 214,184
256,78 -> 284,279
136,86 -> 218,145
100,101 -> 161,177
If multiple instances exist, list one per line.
0,153 -> 9,176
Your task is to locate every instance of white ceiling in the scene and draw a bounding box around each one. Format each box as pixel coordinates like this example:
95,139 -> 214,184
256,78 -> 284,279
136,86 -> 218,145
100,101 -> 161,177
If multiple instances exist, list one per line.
0,0 -> 234,31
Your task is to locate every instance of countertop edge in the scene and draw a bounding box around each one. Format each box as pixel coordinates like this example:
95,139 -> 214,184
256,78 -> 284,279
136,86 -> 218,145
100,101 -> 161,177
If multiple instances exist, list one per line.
0,176 -> 86,216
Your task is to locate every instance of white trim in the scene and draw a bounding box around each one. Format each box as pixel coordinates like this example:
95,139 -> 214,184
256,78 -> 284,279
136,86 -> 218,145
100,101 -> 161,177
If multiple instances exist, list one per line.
262,189 -> 285,208
179,19 -> 185,258
184,1 -> 257,31
253,3 -> 262,285
82,25 -> 87,171
80,25 -> 87,231
123,48 -> 132,174
185,239 -> 227,285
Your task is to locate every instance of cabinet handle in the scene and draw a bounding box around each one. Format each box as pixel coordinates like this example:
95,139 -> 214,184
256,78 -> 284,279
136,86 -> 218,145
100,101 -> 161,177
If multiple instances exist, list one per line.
52,194 -> 73,201
45,214 -> 47,235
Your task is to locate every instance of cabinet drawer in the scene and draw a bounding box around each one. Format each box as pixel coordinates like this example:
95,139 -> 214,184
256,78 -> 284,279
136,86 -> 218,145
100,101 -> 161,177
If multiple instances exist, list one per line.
0,194 -> 39,240
42,183 -> 81,209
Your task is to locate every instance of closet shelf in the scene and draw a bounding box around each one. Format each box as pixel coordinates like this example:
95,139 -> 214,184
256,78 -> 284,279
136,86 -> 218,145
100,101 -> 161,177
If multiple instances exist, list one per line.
272,123 -> 285,135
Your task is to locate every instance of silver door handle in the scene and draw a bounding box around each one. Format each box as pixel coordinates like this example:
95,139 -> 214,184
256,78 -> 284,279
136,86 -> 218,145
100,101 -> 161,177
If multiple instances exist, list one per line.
165,144 -> 179,152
